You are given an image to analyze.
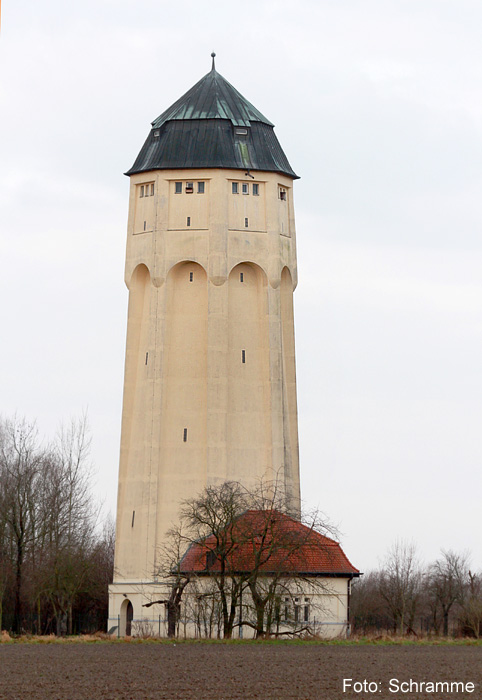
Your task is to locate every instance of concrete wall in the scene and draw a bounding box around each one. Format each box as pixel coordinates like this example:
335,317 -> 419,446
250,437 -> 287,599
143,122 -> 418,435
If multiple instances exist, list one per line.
111,167 -> 301,609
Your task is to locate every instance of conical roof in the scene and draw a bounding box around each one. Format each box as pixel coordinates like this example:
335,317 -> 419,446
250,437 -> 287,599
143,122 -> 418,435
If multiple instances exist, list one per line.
152,68 -> 273,129
126,63 -> 298,179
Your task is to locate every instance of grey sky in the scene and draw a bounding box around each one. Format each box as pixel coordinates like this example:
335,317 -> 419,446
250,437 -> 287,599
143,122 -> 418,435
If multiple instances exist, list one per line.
1,0 -> 481,571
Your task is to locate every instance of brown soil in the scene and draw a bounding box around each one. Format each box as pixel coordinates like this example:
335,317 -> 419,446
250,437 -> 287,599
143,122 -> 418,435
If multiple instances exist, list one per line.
0,643 -> 480,700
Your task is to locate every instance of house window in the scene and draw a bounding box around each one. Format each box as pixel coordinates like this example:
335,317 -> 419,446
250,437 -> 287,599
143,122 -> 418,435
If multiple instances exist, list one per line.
175,182 -> 182,194
244,217 -> 248,227
294,598 -> 300,623
304,599 -> 310,622
253,183 -> 259,196
186,182 -> 194,193
284,597 -> 289,621
242,183 -> 249,195
232,182 -> 239,194
197,182 -> 205,194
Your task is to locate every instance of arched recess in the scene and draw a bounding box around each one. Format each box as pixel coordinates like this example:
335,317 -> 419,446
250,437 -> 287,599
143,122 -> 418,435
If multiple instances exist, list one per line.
120,598 -> 134,637
158,261 -> 208,538
280,266 -> 300,508
123,265 -> 151,430
117,263 -> 151,565
227,262 -> 271,483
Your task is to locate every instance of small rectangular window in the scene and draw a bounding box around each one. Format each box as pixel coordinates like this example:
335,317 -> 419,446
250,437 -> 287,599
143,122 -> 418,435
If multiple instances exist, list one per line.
242,350 -> 246,363
197,182 -> 205,194
242,183 -> 249,195
183,428 -> 188,442
244,217 -> 248,227
240,272 -> 244,282
189,272 -> 193,282
143,221 -> 146,231
232,182 -> 239,194
150,183 -> 154,196
252,183 -> 259,196
235,128 -> 248,135
294,598 -> 300,623
175,182 -> 182,194
279,188 -> 287,201
304,599 -> 310,622
131,510 -> 135,527
140,185 -> 144,198
145,352 -> 148,365
187,216 -> 191,226
186,182 -> 193,193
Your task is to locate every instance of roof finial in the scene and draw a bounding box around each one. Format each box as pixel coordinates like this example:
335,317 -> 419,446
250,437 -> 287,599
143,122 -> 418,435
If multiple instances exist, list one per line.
211,52 -> 216,71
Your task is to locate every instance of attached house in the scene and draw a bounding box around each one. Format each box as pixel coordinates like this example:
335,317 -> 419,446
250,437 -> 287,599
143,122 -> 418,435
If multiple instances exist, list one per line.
176,510 -> 360,638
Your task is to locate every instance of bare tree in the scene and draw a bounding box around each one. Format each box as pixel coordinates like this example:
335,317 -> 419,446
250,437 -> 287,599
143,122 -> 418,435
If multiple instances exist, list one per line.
428,550 -> 469,636
155,479 -> 346,639
378,540 -> 422,635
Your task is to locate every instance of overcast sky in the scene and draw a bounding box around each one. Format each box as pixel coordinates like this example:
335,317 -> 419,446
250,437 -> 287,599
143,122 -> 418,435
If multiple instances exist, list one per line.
1,0 -> 481,571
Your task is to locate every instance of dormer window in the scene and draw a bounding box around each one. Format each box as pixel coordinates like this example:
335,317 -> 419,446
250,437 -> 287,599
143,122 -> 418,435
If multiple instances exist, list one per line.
235,128 -> 248,136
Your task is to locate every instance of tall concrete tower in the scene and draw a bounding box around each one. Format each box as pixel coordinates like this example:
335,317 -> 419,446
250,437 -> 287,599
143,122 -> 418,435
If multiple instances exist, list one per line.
109,58 -> 301,634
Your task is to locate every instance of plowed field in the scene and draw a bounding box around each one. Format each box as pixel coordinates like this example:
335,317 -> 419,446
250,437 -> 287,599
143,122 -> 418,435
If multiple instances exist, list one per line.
0,643 -> 480,700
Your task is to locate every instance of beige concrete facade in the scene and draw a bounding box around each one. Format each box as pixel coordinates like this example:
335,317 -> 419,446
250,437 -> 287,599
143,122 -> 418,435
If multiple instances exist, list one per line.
108,167 -> 302,632
109,576 -> 353,639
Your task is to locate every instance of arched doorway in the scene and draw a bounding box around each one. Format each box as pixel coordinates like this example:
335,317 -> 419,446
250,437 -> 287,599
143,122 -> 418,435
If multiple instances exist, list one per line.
120,598 -> 134,637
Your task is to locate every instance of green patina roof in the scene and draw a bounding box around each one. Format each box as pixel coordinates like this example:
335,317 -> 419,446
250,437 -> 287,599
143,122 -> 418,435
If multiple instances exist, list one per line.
126,61 -> 298,179
152,68 -> 274,129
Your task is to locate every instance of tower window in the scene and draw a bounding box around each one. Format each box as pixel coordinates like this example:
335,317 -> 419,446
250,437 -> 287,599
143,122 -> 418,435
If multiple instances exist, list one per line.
244,217 -> 248,227
175,182 -> 182,194
143,221 -> 146,231
240,272 -> 244,282
131,510 -> 135,527
145,352 -> 148,365
189,271 -> 193,282
242,183 -> 249,195
197,182 -> 205,194
187,216 -> 191,226
253,183 -> 259,196
232,182 -> 239,194
183,428 -> 188,442
279,188 -> 287,201
186,182 -> 194,193
150,183 -> 154,196
242,350 -> 246,363
140,185 -> 144,198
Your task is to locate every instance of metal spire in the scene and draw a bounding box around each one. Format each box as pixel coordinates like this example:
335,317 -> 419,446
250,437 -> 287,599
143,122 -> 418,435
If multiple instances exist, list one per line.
211,52 -> 216,71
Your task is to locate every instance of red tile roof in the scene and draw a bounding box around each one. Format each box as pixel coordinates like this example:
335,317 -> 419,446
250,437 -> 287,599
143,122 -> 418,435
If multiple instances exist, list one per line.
179,510 -> 359,576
